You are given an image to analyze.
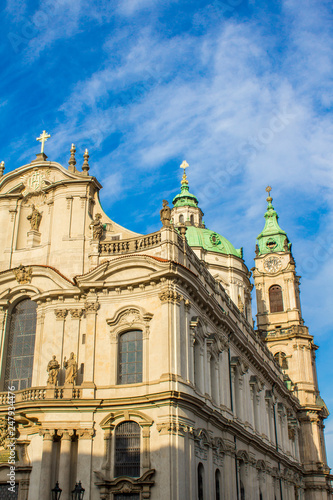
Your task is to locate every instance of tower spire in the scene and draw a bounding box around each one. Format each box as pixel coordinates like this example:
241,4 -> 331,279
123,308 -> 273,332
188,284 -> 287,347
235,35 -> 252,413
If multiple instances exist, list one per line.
180,160 -> 189,185
256,186 -> 288,256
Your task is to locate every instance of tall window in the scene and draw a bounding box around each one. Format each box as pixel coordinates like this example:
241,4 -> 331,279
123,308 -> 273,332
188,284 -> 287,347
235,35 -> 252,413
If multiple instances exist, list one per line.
115,421 -> 140,477
4,299 -> 37,391
215,469 -> 221,500
198,463 -> 204,500
274,352 -> 288,370
179,214 -> 184,224
269,285 -> 284,313
118,331 -> 142,384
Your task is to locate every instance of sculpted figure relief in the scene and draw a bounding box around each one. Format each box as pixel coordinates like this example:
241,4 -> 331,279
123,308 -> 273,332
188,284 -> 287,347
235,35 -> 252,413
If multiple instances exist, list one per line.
47,355 -> 60,385
160,200 -> 171,227
63,352 -> 78,385
27,204 -> 42,231
91,213 -> 104,240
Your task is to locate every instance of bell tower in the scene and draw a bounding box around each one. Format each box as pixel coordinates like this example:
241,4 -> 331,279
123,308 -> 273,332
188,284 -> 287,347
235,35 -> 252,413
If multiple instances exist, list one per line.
253,186 -> 302,332
252,187 -> 331,496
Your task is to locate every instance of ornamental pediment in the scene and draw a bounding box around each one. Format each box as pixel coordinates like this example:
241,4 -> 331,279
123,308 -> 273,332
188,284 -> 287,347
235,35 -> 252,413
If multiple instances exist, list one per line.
75,254 -> 169,286
0,161 -> 95,197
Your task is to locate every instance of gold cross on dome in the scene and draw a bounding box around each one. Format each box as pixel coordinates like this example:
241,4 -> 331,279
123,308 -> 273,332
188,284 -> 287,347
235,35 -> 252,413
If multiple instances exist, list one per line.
36,130 -> 51,154
180,160 -> 189,173
266,185 -> 272,196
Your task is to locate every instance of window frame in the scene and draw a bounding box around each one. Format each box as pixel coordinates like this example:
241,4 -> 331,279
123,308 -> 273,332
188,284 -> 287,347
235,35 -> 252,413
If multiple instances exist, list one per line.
114,420 -> 141,478
269,285 -> 284,313
118,330 -> 143,385
3,297 -> 37,392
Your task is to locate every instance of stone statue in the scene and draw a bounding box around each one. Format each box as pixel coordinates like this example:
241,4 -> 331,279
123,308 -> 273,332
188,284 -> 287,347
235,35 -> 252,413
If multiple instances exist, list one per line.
27,204 -> 42,231
91,213 -> 104,240
63,352 -> 78,385
47,355 -> 60,385
160,200 -> 171,227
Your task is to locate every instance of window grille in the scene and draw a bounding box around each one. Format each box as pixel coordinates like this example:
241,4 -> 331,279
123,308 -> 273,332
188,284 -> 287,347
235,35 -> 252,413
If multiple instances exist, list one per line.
118,331 -> 142,384
4,299 -> 37,391
0,484 -> 18,499
115,421 -> 140,477
269,285 -> 284,313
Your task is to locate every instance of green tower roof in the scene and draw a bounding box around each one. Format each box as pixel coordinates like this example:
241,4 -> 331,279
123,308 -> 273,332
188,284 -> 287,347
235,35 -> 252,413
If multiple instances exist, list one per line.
172,184 -> 199,208
256,187 -> 290,256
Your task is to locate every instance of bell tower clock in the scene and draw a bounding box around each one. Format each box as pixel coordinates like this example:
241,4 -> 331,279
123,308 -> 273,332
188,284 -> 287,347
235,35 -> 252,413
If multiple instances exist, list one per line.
252,187 -> 330,493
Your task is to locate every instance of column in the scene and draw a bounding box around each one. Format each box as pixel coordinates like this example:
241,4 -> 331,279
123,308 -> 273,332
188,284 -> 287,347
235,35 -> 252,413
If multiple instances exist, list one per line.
0,306 -> 8,383
81,300 -> 99,396
76,429 -> 94,498
58,429 -> 74,499
39,429 -> 55,498
141,425 -> 151,469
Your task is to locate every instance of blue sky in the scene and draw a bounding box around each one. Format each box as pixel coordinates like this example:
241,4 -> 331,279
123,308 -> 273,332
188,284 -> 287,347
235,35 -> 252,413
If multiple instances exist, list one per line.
1,0 -> 333,464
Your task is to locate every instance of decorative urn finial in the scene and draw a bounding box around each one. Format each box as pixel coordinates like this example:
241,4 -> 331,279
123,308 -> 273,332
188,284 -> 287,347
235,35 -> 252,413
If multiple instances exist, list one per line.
82,149 -> 90,175
0,161 -> 4,177
68,143 -> 76,172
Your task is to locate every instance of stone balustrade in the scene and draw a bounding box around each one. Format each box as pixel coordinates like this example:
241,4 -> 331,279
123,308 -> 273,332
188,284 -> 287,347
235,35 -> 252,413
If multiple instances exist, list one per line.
99,231 -> 161,255
0,386 -> 81,405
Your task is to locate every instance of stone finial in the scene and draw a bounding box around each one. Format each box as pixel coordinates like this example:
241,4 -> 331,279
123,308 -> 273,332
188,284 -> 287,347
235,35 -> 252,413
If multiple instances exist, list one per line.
82,148 -> 90,175
68,143 -> 76,173
179,224 -> 187,238
0,161 -> 5,177
160,199 -> 171,227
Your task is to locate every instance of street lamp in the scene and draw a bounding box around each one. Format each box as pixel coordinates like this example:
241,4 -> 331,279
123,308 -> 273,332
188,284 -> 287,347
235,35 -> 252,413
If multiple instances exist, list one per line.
51,481 -> 62,500
71,481 -> 85,500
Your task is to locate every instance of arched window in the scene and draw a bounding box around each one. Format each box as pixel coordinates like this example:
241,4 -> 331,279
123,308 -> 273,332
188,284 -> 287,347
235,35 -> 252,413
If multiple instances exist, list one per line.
269,285 -> 284,313
115,421 -> 140,477
215,469 -> 221,500
190,214 -> 194,225
274,352 -> 288,370
118,331 -> 143,384
4,299 -> 37,391
179,214 -> 184,224
198,463 -> 204,500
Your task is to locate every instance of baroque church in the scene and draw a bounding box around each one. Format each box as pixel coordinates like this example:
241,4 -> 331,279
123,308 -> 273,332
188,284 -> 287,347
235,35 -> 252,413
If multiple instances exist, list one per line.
0,134 -> 331,500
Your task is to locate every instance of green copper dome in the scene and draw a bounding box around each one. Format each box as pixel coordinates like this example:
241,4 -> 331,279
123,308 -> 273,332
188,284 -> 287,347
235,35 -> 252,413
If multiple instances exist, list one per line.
256,188 -> 290,256
173,184 -> 199,208
185,225 -> 243,258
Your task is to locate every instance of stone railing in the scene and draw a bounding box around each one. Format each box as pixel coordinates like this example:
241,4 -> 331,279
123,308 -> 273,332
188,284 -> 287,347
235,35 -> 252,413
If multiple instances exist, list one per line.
0,386 -> 81,405
99,231 -> 161,255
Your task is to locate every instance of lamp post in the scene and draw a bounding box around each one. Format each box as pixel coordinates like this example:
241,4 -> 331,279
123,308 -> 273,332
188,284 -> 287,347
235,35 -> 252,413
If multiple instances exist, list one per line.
71,481 -> 85,500
51,481 -> 62,500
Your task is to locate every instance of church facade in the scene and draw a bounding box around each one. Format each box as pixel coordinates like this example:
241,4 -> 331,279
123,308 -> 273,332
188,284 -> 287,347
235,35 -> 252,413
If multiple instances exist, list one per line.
0,142 -> 331,500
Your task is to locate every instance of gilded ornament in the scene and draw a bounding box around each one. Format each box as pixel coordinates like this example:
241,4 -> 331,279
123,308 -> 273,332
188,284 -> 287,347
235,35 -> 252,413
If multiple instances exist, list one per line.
13,264 -> 32,284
